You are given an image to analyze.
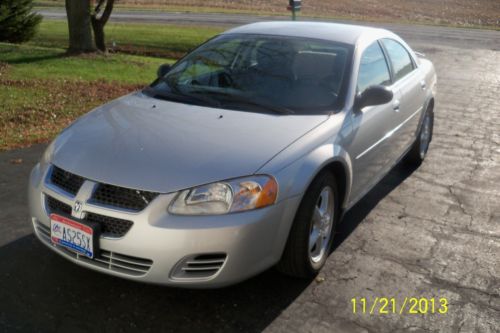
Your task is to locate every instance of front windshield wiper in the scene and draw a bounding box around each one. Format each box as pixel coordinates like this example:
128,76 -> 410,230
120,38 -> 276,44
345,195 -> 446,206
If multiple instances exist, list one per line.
147,78 -> 222,108
190,90 -> 295,115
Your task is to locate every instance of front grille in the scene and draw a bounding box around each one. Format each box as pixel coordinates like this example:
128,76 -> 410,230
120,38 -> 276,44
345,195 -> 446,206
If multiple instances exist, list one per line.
91,184 -> 159,212
50,166 -> 85,195
172,253 -> 227,279
47,165 -> 159,212
86,213 -> 133,238
45,165 -> 158,238
46,196 -> 133,238
34,220 -> 153,277
46,196 -> 72,215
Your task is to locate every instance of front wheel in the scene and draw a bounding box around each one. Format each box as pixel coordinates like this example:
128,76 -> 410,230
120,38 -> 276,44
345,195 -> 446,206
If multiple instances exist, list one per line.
277,172 -> 339,278
406,107 -> 434,165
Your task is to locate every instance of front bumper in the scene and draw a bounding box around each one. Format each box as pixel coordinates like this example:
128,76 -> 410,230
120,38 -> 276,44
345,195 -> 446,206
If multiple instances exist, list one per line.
28,163 -> 301,288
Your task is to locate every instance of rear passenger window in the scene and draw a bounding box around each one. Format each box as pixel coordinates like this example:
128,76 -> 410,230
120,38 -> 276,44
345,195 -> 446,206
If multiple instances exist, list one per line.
357,42 -> 391,93
382,39 -> 415,81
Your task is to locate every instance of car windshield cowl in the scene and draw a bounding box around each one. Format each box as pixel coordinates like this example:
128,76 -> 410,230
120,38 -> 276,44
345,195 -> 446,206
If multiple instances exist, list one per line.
147,34 -> 353,115
145,78 -> 296,115
189,89 -> 295,115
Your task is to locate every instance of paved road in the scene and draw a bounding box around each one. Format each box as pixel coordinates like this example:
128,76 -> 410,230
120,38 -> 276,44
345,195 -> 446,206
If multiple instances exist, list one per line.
38,9 -> 500,51
1,12 -> 500,333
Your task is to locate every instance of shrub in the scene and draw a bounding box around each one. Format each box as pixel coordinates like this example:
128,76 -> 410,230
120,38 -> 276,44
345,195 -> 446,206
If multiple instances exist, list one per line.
0,0 -> 42,43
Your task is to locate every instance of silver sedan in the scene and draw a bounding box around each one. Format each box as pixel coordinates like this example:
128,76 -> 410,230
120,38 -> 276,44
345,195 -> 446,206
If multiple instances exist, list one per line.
28,22 -> 436,287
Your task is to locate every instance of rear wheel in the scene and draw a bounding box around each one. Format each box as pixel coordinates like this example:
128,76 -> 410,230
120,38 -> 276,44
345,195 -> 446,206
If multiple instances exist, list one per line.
277,171 -> 339,278
406,107 -> 434,165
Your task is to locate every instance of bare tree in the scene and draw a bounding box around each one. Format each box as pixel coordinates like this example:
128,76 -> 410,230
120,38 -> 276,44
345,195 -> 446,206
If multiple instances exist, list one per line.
91,0 -> 115,52
65,0 -> 95,53
65,0 -> 115,53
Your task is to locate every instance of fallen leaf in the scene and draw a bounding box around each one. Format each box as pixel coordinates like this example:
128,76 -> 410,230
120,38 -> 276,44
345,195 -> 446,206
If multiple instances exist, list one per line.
315,276 -> 325,283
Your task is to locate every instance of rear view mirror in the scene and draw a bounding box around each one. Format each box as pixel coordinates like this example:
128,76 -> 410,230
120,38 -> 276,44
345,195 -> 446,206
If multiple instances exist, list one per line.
354,85 -> 393,110
157,64 -> 172,78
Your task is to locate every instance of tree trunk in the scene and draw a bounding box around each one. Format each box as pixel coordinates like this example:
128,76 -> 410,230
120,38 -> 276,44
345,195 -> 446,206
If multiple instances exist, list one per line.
91,0 -> 115,52
91,19 -> 106,52
65,0 -> 95,53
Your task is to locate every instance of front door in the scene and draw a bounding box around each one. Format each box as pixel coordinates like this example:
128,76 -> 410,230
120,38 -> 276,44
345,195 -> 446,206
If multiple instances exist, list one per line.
347,41 -> 400,201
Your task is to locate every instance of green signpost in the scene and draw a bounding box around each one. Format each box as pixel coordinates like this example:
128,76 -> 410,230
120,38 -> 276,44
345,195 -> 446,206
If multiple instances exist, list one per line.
287,0 -> 302,21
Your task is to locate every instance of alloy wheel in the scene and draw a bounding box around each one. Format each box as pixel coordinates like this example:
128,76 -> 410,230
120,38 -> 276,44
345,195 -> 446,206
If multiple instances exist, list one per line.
309,186 -> 335,264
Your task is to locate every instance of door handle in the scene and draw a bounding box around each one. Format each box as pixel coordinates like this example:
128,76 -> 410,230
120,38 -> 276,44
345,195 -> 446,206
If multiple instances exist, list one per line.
393,99 -> 400,112
420,80 -> 427,90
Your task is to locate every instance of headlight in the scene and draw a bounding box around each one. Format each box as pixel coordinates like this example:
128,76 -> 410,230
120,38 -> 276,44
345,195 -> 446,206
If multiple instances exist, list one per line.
168,175 -> 278,215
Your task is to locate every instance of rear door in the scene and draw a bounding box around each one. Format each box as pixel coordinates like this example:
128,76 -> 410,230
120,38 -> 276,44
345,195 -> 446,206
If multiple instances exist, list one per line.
381,38 -> 427,155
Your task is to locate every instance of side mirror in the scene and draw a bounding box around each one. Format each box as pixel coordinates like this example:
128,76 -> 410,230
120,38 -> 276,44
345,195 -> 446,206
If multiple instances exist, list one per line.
354,85 -> 393,110
157,64 -> 172,78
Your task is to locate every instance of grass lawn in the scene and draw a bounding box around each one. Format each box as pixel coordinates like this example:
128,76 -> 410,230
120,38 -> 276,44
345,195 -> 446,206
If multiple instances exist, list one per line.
0,43 -> 167,150
31,20 -> 223,58
0,21 -> 221,150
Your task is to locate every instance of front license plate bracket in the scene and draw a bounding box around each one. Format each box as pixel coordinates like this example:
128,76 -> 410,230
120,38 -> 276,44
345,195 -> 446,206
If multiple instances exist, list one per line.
50,213 -> 101,259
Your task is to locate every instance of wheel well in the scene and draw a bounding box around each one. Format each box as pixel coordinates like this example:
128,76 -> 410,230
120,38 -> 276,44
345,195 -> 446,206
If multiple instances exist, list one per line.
427,98 -> 434,112
324,161 -> 347,211
427,98 -> 435,141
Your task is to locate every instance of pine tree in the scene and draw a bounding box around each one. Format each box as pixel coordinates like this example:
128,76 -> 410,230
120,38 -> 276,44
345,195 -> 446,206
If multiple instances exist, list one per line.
0,0 -> 42,43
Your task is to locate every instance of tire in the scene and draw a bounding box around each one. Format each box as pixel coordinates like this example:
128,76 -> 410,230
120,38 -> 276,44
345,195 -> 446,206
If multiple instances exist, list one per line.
277,171 -> 339,278
406,107 -> 434,166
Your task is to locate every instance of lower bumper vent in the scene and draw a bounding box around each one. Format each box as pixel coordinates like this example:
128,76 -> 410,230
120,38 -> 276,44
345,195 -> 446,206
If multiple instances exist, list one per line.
171,253 -> 227,280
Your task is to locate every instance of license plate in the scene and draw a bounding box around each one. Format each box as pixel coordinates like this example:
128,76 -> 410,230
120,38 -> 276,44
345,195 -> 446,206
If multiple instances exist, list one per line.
50,214 -> 97,259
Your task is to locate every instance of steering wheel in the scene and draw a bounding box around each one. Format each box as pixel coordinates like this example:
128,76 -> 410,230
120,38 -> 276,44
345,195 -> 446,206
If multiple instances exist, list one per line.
218,70 -> 234,88
319,74 -> 340,98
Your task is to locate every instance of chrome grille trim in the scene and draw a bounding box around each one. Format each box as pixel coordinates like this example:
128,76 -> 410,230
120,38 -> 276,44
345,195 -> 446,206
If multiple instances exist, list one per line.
45,165 -> 159,213
91,183 -> 159,212
33,219 -> 153,277
43,183 -> 76,208
171,253 -> 227,280
44,195 -> 134,238
100,252 -> 152,268
185,259 -> 226,265
181,265 -> 224,271
34,219 -> 52,241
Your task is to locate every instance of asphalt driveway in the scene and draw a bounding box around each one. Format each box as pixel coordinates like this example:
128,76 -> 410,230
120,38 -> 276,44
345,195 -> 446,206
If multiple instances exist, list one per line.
1,28 -> 499,332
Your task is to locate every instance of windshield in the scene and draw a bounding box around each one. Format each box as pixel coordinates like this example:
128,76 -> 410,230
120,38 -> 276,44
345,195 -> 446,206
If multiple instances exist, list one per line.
144,34 -> 353,114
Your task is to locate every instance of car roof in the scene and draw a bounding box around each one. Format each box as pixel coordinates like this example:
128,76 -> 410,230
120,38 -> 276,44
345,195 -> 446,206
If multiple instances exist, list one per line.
223,21 -> 393,46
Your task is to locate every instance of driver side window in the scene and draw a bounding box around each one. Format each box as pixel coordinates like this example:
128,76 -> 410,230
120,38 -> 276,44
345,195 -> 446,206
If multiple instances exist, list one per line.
357,42 -> 391,93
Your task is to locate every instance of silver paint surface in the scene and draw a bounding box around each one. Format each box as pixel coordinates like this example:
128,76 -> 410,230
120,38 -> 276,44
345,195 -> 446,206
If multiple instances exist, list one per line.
28,22 -> 436,286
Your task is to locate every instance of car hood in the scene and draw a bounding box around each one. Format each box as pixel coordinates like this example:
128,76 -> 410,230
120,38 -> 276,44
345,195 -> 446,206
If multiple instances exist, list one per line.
51,92 -> 328,193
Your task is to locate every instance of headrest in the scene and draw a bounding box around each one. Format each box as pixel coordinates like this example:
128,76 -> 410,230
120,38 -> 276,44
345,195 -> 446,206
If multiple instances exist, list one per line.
292,52 -> 337,80
256,41 -> 294,70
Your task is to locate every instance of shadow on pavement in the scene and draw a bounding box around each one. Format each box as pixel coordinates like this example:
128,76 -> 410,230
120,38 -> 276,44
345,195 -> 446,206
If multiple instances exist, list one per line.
0,148 -> 417,332
0,234 -> 311,332
333,161 -> 418,251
